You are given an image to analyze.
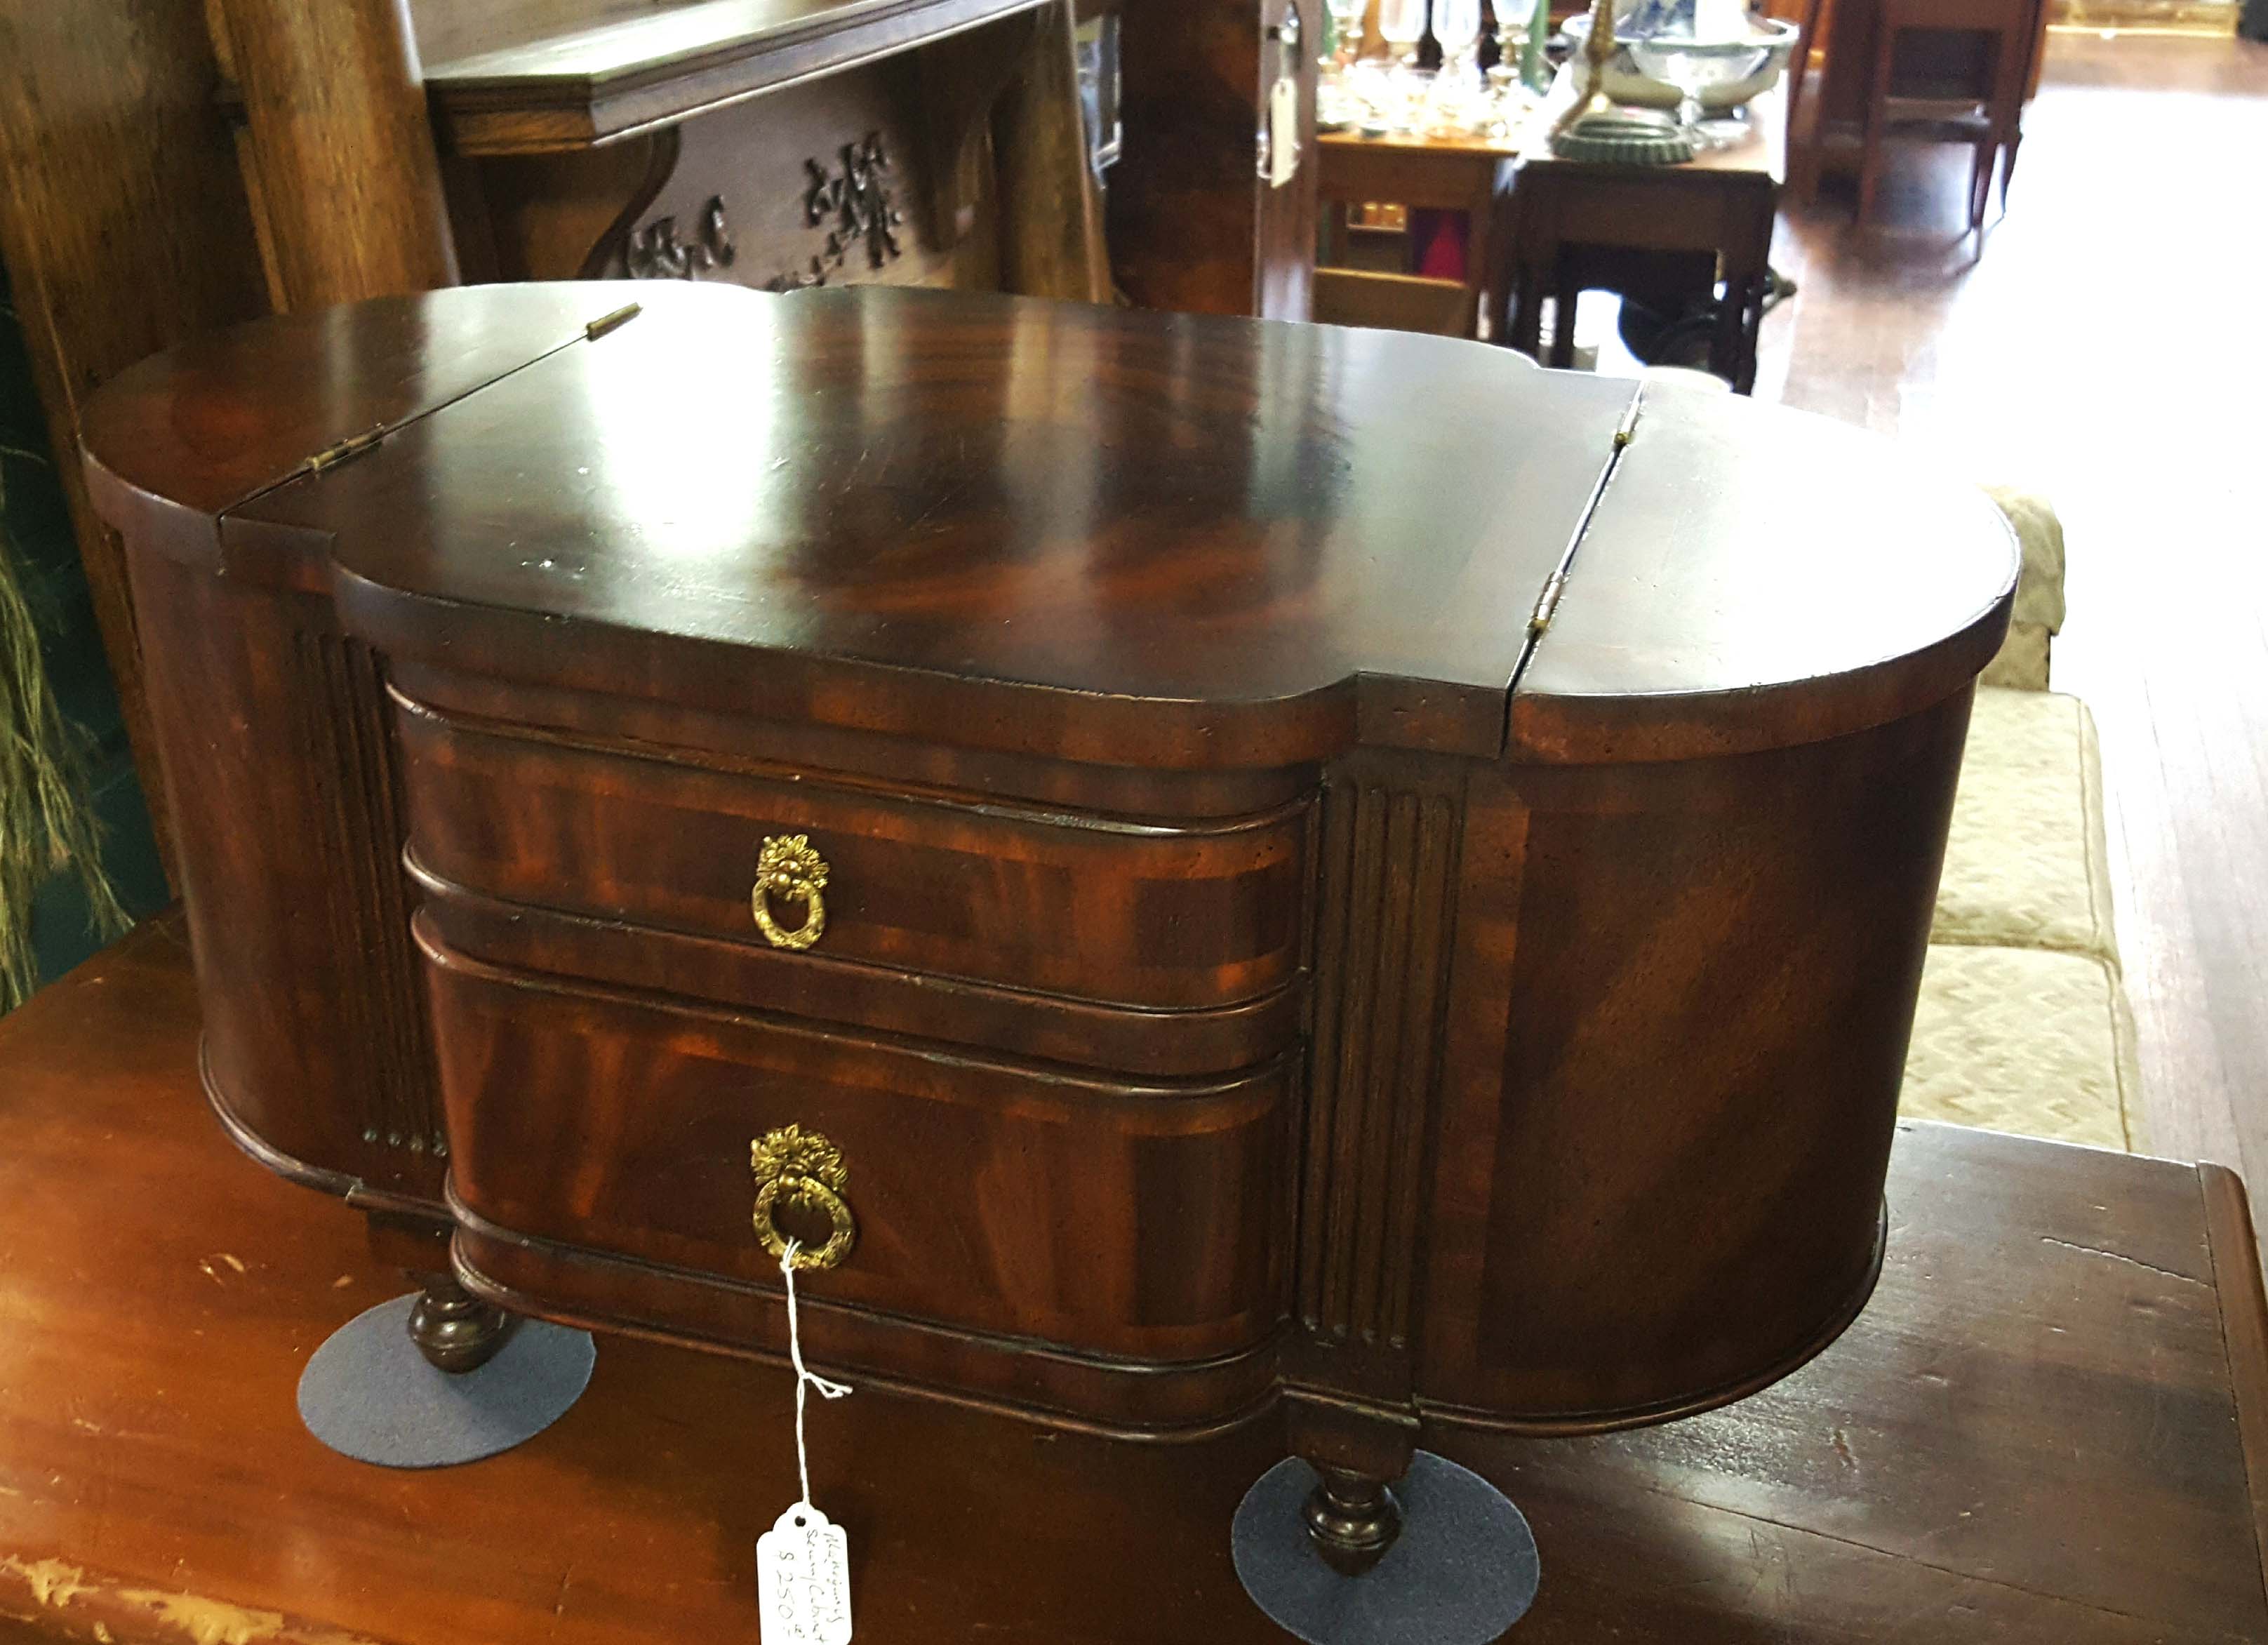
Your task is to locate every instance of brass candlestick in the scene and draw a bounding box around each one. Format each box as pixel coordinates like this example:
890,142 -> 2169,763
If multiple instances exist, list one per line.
1549,0 -> 1693,163
1551,0 -> 1621,138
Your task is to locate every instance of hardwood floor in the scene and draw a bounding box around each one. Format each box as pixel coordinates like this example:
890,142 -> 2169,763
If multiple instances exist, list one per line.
1756,30 -> 2268,1203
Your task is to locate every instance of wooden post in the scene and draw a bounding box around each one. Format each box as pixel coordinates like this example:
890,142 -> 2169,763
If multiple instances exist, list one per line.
1111,0 -> 1317,319
994,0 -> 1113,303
209,0 -> 460,309
0,0 -> 276,869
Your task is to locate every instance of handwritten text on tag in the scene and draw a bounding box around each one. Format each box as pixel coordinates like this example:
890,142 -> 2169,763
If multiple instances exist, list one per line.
757,1503 -> 853,1645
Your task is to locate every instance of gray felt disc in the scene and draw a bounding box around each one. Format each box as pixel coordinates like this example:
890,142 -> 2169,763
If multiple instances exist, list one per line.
298,1294 -> 595,1468
1232,1453 -> 1540,1645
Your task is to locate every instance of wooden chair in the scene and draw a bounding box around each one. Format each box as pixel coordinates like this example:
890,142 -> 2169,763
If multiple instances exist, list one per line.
1784,0 -> 1830,192
1855,0 -> 2041,232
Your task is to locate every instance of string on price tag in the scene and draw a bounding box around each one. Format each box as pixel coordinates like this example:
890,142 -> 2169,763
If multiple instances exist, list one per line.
756,1239 -> 855,1645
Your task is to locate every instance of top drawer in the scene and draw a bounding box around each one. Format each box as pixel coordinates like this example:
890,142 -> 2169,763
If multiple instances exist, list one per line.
393,698 -> 1312,1015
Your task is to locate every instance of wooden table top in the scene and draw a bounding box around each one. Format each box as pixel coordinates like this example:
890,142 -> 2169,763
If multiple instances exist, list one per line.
1320,124 -> 1526,161
83,283 -> 2015,769
4,916 -> 2267,1643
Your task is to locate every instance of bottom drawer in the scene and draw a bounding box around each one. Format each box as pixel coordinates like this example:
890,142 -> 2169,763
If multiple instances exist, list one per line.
419,921 -> 1295,1430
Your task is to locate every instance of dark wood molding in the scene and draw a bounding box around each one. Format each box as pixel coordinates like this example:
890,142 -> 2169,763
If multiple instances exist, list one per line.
425,0 -> 1058,156
574,126 -> 685,278
1291,757 -> 1468,1404
285,628 -> 444,1159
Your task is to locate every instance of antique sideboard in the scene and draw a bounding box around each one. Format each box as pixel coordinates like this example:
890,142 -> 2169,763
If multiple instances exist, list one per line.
81,282 -> 2015,1569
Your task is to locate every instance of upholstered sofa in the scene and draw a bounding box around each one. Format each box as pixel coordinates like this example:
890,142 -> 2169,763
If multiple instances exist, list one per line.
1900,491 -> 2144,1153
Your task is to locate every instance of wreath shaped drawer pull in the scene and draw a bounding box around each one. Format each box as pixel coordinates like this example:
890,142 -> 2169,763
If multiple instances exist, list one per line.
751,1125 -> 857,1272
753,834 -> 828,952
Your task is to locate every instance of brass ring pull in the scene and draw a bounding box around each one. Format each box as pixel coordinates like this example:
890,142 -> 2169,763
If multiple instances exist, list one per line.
751,1125 -> 857,1272
752,834 -> 828,952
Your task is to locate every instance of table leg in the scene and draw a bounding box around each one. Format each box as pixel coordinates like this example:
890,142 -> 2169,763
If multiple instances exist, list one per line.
1787,0 -> 1830,202
1549,267 -> 1579,369
1509,263 -> 1545,362
1714,264 -> 1763,394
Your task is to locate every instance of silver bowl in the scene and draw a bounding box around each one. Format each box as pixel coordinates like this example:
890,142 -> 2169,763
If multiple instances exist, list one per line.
1559,11 -> 1800,114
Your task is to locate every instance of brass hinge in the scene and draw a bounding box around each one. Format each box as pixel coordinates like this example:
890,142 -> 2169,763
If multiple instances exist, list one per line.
585,301 -> 643,340
282,425 -> 387,484
1528,572 -> 1569,635
1613,390 -> 1644,448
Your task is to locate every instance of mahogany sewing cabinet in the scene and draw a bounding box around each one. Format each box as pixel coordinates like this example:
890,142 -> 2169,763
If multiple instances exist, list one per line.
79,281 -> 2017,1569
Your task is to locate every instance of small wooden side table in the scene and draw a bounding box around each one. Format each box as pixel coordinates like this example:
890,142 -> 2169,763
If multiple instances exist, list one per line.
5,917 -> 2268,1644
1316,129 -> 1523,338
1497,88 -> 1787,392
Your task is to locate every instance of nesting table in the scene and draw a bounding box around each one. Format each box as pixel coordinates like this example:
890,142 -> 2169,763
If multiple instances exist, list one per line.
1319,85 -> 1786,389
4,914 -> 2265,1644
1496,86 -> 1786,392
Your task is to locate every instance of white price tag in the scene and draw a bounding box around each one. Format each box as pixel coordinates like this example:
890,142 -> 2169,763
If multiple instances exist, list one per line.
757,1504 -> 853,1645
1267,76 -> 1300,188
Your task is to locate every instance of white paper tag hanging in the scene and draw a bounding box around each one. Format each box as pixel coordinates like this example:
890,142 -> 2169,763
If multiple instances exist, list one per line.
757,1504 -> 853,1645
759,1237 -> 855,1641
1267,76 -> 1300,188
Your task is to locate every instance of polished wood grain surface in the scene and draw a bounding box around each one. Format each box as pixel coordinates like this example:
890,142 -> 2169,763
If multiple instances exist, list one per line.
179,284 -> 1643,761
88,283 -> 2011,766
1757,30 -> 2268,1251
1512,383 -> 2014,761
424,933 -> 1295,1409
79,285 -> 606,530
1428,693 -> 1971,1425
4,921 -> 2264,1644
395,698 -> 1312,1012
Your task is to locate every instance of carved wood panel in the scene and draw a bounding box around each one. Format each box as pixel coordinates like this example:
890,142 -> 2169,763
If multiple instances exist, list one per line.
1292,757 -> 1468,1401
288,629 -> 443,1161
463,65 -> 978,293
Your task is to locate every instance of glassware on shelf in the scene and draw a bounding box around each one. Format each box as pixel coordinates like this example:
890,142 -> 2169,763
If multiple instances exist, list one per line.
1317,1 -> 1542,142
1433,0 -> 1484,76
1323,0 -> 1366,68
1377,0 -> 1427,65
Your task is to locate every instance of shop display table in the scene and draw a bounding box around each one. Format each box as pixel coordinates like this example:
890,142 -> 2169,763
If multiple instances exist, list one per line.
1316,127 -> 1523,337
1316,85 -> 1785,385
1498,86 -> 1787,391
4,917 -> 2265,1644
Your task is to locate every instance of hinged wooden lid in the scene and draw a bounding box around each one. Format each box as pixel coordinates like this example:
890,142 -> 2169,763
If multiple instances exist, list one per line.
82,283 -> 2015,769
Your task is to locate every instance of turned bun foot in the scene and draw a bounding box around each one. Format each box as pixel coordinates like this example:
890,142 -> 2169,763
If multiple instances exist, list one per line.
405,1273 -> 516,1373
1302,1466 -> 1404,1576
1239,1452 -> 1539,1638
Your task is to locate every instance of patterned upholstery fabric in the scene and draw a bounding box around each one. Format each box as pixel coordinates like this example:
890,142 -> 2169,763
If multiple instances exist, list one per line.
1902,945 -> 2143,1154
1893,488 -> 2143,1152
1982,486 -> 2067,634
1978,622 -> 2052,691
1975,486 -> 2065,691
1931,688 -> 2117,966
